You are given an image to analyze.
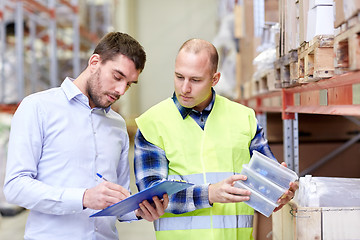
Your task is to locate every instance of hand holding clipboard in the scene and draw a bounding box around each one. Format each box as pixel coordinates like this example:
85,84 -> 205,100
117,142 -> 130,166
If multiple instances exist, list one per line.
90,179 -> 193,217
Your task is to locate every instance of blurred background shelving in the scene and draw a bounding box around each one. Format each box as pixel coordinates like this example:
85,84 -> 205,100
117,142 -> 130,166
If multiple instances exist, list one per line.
234,0 -> 360,238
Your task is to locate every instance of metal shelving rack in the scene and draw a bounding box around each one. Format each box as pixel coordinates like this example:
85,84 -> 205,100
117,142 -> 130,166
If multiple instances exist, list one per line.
0,0 -> 113,114
241,71 -> 360,176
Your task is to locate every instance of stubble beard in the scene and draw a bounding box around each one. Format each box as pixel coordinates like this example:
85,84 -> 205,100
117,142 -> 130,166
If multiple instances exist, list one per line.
86,69 -> 110,109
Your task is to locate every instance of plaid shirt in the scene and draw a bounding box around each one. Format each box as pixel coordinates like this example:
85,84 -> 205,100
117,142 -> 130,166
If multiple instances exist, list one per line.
134,90 -> 275,214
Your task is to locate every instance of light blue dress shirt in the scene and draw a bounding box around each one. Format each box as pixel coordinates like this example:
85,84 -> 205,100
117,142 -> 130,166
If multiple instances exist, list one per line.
4,78 -> 136,240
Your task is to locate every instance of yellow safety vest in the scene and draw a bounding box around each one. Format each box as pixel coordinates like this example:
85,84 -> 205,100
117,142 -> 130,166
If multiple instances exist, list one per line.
136,94 -> 258,240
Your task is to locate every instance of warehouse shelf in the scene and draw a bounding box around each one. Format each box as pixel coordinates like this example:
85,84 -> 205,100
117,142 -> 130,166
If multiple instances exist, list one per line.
0,0 -> 112,107
283,71 -> 360,116
242,71 -> 360,118
241,91 -> 282,114
241,71 -> 360,176
241,72 -> 360,176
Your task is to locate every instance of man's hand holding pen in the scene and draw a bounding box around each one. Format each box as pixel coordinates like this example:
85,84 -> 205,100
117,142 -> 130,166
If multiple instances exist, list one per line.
83,180 -> 131,210
82,173 -> 169,222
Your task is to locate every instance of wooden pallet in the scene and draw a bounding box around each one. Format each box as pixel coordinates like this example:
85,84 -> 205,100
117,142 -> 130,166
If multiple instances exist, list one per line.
275,50 -> 298,88
297,35 -> 334,84
240,81 -> 252,99
334,12 -> 360,75
252,68 -> 280,95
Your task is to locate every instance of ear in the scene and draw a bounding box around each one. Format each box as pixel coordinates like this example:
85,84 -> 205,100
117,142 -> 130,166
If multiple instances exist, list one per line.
211,72 -> 221,87
88,54 -> 101,72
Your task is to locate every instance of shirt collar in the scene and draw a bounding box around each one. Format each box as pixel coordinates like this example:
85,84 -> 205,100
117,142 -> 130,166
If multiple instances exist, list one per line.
172,88 -> 216,119
61,77 -> 82,100
61,77 -> 111,113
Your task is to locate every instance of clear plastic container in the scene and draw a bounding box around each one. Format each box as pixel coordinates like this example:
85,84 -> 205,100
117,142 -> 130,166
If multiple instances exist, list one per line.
240,164 -> 287,203
234,180 -> 279,217
249,150 -> 299,189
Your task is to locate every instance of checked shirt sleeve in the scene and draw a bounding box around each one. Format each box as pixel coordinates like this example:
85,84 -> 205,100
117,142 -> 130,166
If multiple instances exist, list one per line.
134,130 -> 211,214
249,123 -> 276,160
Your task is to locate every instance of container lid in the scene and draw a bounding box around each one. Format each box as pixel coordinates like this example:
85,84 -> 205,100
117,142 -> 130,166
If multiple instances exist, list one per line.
250,150 -> 299,182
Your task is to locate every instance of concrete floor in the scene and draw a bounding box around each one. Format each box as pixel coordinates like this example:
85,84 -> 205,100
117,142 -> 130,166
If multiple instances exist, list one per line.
0,144 -> 157,240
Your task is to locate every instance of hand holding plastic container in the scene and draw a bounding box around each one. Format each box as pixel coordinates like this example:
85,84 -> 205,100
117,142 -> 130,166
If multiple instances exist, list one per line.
234,151 -> 299,217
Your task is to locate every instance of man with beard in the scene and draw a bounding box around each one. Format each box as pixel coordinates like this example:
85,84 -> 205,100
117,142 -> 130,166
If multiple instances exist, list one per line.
4,32 -> 168,240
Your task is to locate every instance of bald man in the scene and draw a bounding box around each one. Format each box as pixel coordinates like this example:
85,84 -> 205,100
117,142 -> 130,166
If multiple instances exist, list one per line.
133,39 -> 298,240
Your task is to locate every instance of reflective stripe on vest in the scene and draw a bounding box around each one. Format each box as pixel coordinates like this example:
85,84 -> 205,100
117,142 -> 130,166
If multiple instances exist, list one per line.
168,172 -> 237,184
154,214 -> 254,231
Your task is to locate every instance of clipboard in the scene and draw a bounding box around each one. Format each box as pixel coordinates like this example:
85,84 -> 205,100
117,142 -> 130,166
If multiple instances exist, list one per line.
90,180 -> 194,217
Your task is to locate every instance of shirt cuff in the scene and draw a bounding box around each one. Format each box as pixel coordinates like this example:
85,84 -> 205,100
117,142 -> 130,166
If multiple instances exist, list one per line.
194,184 -> 212,209
56,188 -> 86,215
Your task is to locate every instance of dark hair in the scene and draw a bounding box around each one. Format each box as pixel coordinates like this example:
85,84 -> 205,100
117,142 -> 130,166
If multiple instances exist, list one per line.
93,32 -> 146,72
179,38 -> 219,73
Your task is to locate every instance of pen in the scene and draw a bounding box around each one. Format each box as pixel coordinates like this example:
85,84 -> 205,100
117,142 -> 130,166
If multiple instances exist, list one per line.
96,173 -> 108,181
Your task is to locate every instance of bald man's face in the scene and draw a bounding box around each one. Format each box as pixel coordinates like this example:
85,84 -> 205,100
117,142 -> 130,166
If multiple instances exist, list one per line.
174,49 -> 219,112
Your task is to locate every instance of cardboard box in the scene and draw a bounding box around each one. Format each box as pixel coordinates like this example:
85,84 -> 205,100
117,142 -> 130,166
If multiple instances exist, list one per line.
343,0 -> 360,20
334,0 -> 345,28
299,0 -> 310,44
306,5 -> 334,41
234,4 -> 244,38
285,0 -> 299,52
265,0 -> 279,22
309,0 -> 333,9
334,0 -> 360,28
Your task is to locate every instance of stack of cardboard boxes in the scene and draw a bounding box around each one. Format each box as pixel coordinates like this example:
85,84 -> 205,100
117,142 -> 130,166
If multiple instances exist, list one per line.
236,0 -> 360,100
334,0 -> 360,74
234,0 -> 278,100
